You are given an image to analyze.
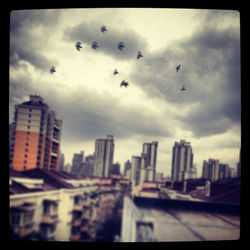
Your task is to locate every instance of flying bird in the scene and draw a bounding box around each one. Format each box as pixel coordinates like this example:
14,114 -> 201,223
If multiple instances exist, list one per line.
50,66 -> 56,74
181,85 -> 186,91
113,69 -> 119,75
176,64 -> 181,72
92,41 -> 99,49
137,51 -> 143,59
75,41 -> 82,51
118,42 -> 125,51
101,25 -> 108,33
120,80 -> 129,88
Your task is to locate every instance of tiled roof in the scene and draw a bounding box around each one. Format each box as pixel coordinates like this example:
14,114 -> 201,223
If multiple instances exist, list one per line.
19,169 -> 74,189
10,180 -> 44,194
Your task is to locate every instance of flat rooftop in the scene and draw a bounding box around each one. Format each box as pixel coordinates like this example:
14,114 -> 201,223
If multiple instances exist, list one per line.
129,197 -> 240,242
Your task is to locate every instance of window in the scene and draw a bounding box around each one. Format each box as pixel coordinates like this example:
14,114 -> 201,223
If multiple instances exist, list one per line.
10,209 -> 34,227
27,125 -> 30,129
74,196 -> 81,205
28,120 -> 31,123
136,222 -> 155,242
43,201 -> 50,215
40,224 -> 56,239
23,211 -> 34,226
72,211 -> 82,221
29,109 -> 32,112
43,201 -> 58,216
10,211 -> 21,226
71,226 -> 80,235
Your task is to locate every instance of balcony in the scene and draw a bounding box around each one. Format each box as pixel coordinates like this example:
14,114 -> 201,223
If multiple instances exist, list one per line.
70,233 -> 81,241
80,225 -> 88,232
73,203 -> 83,212
13,224 -> 34,238
72,219 -> 82,227
82,212 -> 89,220
51,152 -> 58,157
41,214 -> 58,224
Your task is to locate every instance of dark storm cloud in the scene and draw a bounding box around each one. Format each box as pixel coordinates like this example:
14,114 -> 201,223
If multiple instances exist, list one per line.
44,85 -> 170,142
9,72 -> 38,104
63,21 -> 148,60
129,21 -> 240,137
10,10 -> 61,71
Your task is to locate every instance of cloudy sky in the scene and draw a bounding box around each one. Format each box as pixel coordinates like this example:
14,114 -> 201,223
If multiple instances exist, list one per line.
9,8 -> 241,177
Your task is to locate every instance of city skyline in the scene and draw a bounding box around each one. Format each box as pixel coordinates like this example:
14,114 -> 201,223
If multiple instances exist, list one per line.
9,8 -> 241,177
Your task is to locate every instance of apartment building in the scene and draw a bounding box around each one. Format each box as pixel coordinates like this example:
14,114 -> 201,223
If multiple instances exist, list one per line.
10,95 -> 62,172
171,140 -> 193,181
93,135 -> 114,178
9,169 -> 127,241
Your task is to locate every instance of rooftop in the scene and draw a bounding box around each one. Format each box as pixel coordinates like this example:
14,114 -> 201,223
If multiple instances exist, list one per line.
123,196 -> 240,242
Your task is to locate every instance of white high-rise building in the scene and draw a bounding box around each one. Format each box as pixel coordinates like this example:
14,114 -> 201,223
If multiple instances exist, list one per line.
171,140 -> 193,181
142,142 -> 158,181
202,159 -> 220,182
93,135 -> 114,177
131,156 -> 141,186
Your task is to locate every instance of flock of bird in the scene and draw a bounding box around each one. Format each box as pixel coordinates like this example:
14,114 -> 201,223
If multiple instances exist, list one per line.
50,25 -> 186,91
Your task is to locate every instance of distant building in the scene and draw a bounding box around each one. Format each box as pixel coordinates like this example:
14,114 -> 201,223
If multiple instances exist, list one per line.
64,163 -> 71,173
202,159 -> 220,182
82,154 -> 94,177
10,95 -> 62,172
124,160 -> 132,178
184,167 -> 197,180
110,162 -> 120,176
131,141 -> 158,187
171,140 -> 193,181
237,148 -> 241,178
219,163 -> 230,180
202,159 -> 230,182
131,156 -> 142,186
93,135 -> 114,177
59,152 -> 65,172
141,142 -> 158,182
71,151 -> 84,175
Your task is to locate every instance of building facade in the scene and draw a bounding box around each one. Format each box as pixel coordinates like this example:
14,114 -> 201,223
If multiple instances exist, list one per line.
124,160 -> 132,179
10,95 -> 62,172
9,169 -> 125,241
131,156 -> 142,187
93,135 -> 114,178
202,159 -> 232,182
131,141 -> 158,187
202,159 -> 220,182
58,152 -> 65,172
71,151 -> 84,175
141,141 -> 158,182
171,140 -> 193,182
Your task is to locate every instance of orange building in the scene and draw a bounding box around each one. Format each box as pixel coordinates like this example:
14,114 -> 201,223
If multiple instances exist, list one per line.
10,95 -> 62,172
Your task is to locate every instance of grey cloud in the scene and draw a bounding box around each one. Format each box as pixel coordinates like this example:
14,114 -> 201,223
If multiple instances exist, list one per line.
10,10 -> 61,35
129,22 -> 240,137
63,21 -> 148,61
44,85 -> 170,143
10,10 -> 61,71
